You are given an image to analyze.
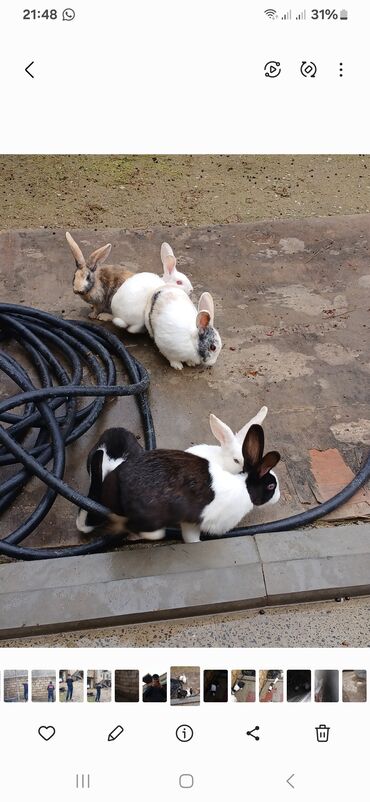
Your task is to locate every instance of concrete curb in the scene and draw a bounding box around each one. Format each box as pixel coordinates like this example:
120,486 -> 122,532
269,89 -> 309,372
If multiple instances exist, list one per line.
0,523 -> 369,639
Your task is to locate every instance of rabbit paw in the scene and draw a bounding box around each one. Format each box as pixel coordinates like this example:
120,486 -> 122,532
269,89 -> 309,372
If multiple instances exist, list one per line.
88,308 -> 99,319
97,312 -> 113,322
186,360 -> 198,367
126,529 -> 165,542
127,323 -> 145,334
181,523 -> 201,543
140,529 -> 166,541
170,361 -> 184,370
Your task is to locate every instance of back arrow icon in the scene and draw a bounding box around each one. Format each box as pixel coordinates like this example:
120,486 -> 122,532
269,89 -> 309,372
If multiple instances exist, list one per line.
25,62 -> 35,78
287,774 -> 295,789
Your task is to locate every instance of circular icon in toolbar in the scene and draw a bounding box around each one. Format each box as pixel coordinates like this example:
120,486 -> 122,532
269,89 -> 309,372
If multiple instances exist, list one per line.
264,60 -> 281,78
300,61 -> 317,77
62,8 -> 75,21
176,724 -> 194,742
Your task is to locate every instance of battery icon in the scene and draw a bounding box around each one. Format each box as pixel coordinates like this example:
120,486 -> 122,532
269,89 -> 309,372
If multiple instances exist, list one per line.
340,9 -> 348,19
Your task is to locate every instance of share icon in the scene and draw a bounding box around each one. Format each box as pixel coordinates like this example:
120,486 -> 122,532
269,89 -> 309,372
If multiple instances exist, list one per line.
246,725 -> 260,741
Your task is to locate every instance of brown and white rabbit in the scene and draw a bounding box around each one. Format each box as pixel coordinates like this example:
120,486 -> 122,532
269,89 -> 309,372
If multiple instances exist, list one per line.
187,406 -> 268,473
111,242 -> 193,334
66,232 -> 134,320
77,424 -> 280,544
145,287 -> 222,370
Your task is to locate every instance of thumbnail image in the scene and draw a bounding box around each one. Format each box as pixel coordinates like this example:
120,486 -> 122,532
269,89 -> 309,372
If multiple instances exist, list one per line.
115,670 -> 140,702
1,155 -> 369,652
204,670 -> 228,702
231,670 -> 256,702
259,670 -> 284,703
59,670 -> 84,703
4,670 -> 28,702
287,670 -> 311,702
342,670 -> 367,703
315,670 -> 339,702
170,667 -> 200,705
87,670 -> 111,703
142,672 -> 167,702
32,671 -> 56,702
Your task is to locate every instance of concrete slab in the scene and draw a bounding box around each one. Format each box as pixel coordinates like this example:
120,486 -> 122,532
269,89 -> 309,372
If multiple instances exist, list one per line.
0,548 -> 266,638
1,524 -> 370,639
263,555 -> 370,603
0,536 -> 260,593
255,523 -> 370,561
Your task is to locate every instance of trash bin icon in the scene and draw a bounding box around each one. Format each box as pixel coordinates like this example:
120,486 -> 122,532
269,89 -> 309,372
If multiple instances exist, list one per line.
316,724 -> 330,742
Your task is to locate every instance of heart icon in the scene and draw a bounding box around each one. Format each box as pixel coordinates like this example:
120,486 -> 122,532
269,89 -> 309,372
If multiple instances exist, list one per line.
38,726 -> 56,741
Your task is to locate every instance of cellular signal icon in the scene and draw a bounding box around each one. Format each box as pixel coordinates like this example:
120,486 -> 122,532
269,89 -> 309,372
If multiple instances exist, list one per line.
296,9 -> 306,19
281,9 -> 292,19
264,8 -> 278,18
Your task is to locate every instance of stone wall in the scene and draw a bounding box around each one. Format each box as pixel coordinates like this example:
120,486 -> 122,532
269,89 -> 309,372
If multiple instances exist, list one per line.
115,670 -> 139,702
4,672 -> 28,702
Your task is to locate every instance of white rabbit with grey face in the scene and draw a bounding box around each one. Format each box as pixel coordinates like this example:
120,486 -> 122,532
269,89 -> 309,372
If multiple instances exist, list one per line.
111,242 -> 193,334
145,287 -> 222,370
187,406 -> 268,474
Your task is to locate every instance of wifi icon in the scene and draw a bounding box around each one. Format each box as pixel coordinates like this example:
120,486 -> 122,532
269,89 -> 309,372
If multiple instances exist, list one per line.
264,8 -> 278,18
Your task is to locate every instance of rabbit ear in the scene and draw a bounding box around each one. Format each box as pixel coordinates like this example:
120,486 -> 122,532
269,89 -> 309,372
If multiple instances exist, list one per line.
66,231 -> 86,268
198,292 -> 215,325
242,424 -> 265,468
196,309 -> 211,329
87,243 -> 112,271
209,413 -> 234,446
161,242 -> 177,275
258,450 -> 281,477
236,406 -> 268,444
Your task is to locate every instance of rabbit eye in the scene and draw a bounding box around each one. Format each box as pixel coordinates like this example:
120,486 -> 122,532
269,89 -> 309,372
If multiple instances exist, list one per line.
234,458 -> 241,465
210,344 -> 217,352
267,482 -> 275,491
176,280 -> 183,285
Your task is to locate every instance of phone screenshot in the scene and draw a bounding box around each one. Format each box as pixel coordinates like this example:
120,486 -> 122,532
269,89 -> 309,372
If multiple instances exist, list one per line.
0,2 -> 369,800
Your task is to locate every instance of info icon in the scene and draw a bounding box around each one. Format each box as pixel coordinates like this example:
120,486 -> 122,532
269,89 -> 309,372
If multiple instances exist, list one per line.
264,60 -> 282,78
176,724 -> 194,742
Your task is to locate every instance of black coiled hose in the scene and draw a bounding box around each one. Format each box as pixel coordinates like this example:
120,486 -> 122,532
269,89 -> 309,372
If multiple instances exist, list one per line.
0,304 -> 155,560
1,304 -> 369,561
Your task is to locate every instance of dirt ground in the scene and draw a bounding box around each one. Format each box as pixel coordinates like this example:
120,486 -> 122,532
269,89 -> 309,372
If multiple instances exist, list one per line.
1,155 -> 369,231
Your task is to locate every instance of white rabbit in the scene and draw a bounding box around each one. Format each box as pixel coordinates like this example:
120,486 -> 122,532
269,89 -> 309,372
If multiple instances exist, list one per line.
180,424 -> 280,543
187,406 -> 268,474
145,287 -> 222,370
111,242 -> 193,334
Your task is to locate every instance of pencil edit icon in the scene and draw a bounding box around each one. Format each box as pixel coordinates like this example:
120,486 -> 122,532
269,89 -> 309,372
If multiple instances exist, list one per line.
108,725 -> 124,742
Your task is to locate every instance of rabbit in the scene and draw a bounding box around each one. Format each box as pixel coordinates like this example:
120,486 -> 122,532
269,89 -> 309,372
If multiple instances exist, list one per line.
76,427 -> 144,534
145,286 -> 222,370
66,232 -> 134,320
187,405 -> 268,473
111,242 -> 193,334
81,423 -> 280,544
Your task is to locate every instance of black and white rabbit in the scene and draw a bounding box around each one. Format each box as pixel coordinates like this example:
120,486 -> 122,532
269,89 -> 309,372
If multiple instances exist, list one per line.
77,424 -> 280,544
145,287 -> 222,370
76,427 -> 144,534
